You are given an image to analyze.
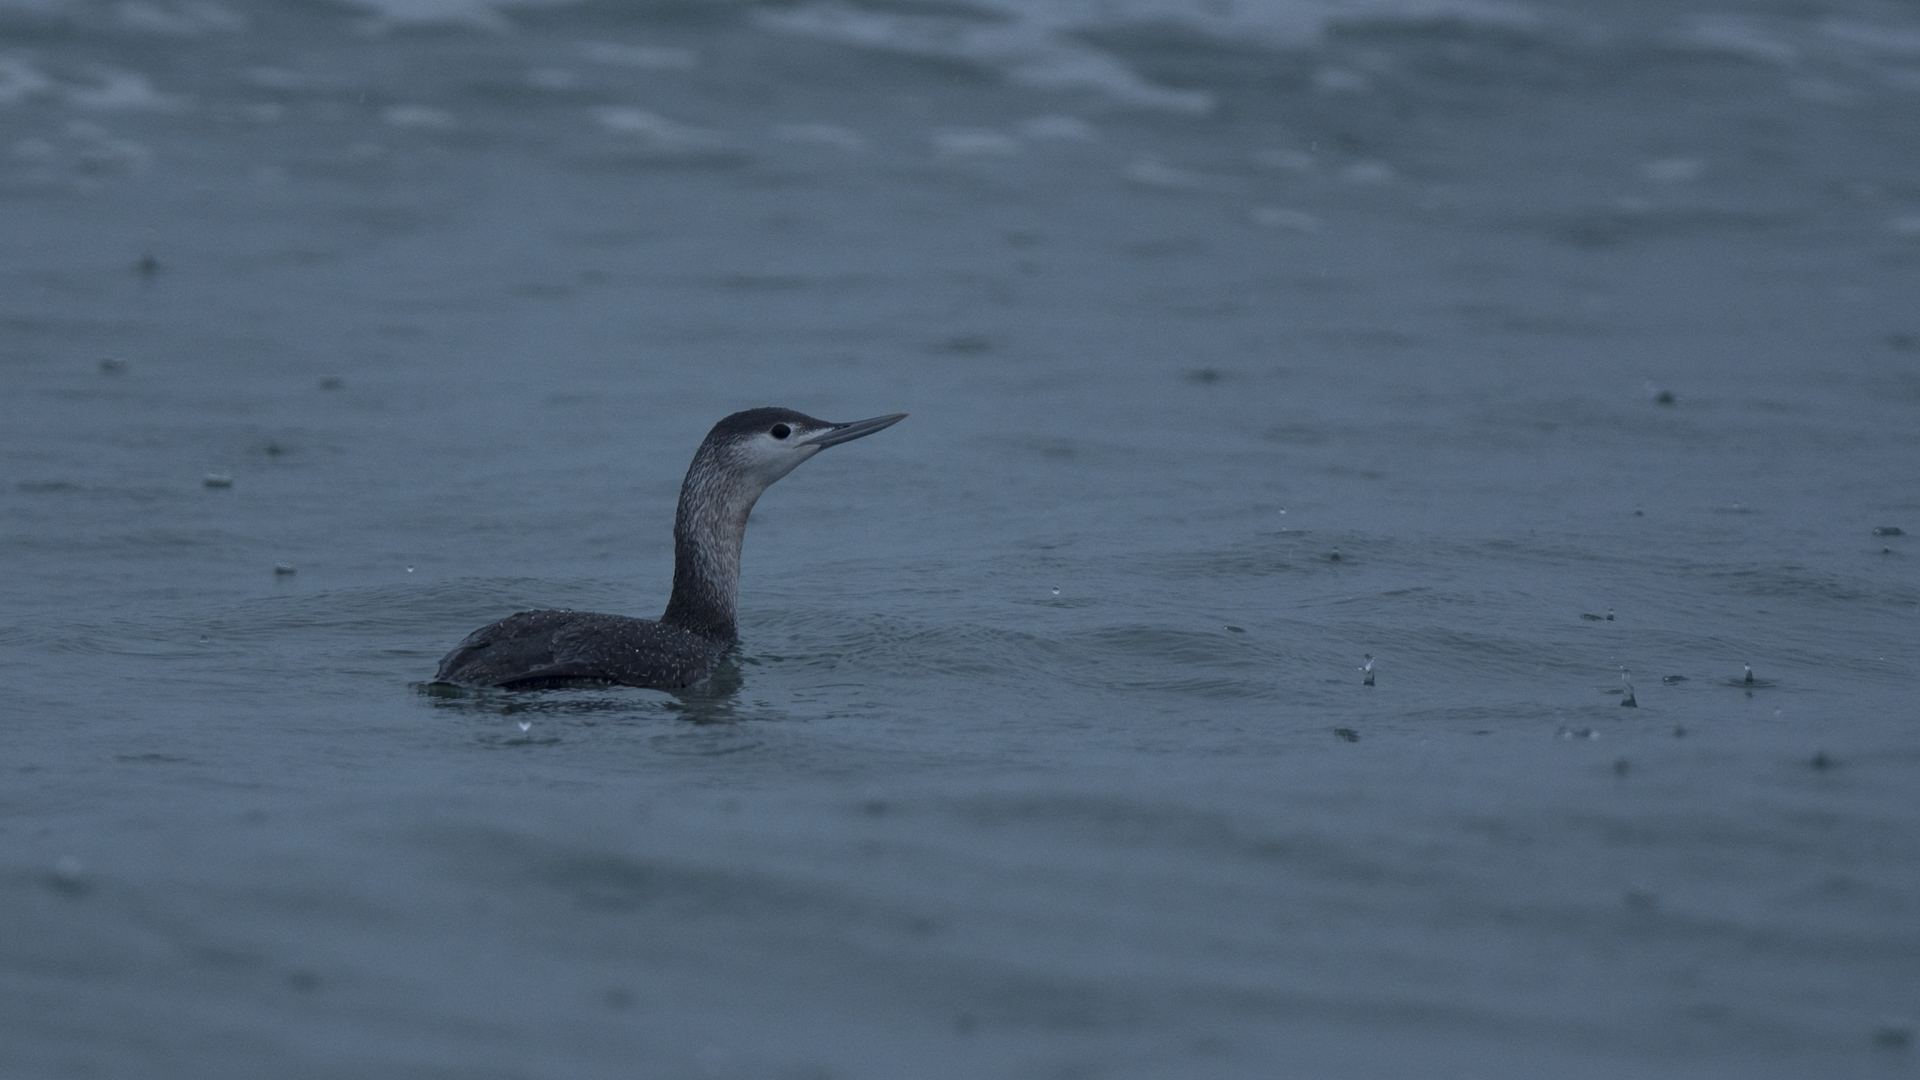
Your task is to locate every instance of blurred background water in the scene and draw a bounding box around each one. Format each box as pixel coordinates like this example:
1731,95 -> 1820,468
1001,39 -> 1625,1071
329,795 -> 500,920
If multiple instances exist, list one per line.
3,0 -> 1918,1075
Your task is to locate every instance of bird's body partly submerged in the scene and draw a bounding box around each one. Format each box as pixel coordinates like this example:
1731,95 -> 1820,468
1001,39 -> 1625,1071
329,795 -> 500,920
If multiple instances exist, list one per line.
433,407 -> 905,691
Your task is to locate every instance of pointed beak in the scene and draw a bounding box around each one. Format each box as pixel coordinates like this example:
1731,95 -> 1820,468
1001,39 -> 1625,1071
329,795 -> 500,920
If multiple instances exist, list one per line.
802,412 -> 907,448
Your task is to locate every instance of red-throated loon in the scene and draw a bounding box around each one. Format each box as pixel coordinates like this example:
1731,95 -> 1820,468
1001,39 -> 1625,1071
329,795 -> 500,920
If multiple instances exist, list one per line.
433,407 -> 906,690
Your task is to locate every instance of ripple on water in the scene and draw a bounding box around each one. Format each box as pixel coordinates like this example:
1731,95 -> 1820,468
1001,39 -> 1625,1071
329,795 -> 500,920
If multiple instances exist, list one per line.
423,824 -> 816,920
773,612 -> 1292,703
648,729 -> 765,756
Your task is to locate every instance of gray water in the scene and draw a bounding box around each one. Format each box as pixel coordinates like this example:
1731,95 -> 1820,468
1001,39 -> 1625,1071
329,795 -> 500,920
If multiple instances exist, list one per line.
4,0 -> 1919,1075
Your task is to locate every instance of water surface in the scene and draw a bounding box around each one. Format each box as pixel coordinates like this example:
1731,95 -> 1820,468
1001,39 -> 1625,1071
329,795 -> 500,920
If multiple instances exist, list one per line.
3,0 -> 1918,1075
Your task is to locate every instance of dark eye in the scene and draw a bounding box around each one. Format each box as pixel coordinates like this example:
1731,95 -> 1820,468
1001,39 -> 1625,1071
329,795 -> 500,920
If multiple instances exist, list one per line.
770,423 -> 791,440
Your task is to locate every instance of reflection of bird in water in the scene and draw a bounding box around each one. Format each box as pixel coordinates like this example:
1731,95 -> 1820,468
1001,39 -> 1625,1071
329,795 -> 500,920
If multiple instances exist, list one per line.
434,408 -> 905,690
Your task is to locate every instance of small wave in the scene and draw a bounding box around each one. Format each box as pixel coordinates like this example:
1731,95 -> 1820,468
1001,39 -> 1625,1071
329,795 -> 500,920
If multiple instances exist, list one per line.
1822,19 -> 1920,58
65,68 -> 187,110
0,56 -> 53,105
420,822 -> 823,919
752,3 -> 1215,113
755,0 -> 1539,113
113,1 -> 246,36
336,0 -> 578,32
764,609 -> 1295,702
1668,11 -> 1920,78
578,41 -> 698,70
648,728 -> 765,755
1531,204 -> 1796,250
591,106 -> 746,164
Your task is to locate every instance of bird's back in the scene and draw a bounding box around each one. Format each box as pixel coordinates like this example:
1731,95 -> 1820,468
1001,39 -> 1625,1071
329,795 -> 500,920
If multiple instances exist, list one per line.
433,609 -> 727,690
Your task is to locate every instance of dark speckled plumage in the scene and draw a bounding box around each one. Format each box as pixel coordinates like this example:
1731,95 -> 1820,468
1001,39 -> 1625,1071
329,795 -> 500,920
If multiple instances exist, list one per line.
433,609 -> 726,690
433,406 -> 904,691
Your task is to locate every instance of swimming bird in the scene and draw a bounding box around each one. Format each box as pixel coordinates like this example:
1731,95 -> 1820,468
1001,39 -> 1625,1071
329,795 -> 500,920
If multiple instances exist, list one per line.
433,407 -> 905,690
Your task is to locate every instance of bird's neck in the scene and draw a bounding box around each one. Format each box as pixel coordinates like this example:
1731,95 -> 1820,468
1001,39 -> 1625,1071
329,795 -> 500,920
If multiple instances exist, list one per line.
659,463 -> 760,641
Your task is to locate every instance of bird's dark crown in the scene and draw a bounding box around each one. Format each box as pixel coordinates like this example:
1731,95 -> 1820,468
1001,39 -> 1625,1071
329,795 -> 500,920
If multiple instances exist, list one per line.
702,407 -> 830,447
